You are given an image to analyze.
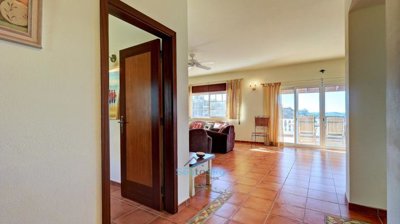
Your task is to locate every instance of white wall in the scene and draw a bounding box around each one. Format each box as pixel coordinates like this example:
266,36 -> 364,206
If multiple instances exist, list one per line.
121,0 -> 190,205
108,15 -> 158,183
0,1 -> 101,224
0,1 -> 189,224
347,4 -> 387,209
110,121 -> 121,182
189,58 -> 345,142
386,0 -> 400,222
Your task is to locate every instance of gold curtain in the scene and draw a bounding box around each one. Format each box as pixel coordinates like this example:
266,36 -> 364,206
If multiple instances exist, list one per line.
263,82 -> 281,146
227,79 -> 242,122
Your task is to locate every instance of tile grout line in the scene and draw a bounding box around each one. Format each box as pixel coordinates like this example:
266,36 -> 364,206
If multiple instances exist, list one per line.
330,151 -> 343,220
301,149 -> 311,224
111,207 -> 140,223
263,148 -> 298,224
228,145 -> 263,223
376,209 -> 384,224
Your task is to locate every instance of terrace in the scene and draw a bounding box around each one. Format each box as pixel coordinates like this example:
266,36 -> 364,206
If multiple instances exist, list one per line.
282,117 -> 346,149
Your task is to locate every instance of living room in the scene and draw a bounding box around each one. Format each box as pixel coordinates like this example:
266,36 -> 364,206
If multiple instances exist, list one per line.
188,58 -> 346,151
184,0 -> 387,223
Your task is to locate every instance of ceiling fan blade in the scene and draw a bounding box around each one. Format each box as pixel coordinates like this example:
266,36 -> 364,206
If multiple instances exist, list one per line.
200,61 -> 215,65
196,63 -> 211,70
187,53 -> 212,70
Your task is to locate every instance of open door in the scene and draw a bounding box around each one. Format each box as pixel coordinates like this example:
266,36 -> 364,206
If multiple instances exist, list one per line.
119,39 -> 163,210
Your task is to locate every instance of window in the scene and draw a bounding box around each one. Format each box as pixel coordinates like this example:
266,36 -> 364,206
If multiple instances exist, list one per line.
192,92 -> 227,118
191,83 -> 227,118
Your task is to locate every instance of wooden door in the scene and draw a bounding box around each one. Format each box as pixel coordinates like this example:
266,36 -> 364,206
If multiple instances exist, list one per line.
120,39 -> 162,210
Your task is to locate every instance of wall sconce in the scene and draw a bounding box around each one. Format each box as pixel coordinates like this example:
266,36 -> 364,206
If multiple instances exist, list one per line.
249,82 -> 257,91
109,54 -> 120,72
110,54 -> 117,63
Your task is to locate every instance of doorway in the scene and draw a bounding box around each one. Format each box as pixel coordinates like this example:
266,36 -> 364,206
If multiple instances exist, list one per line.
281,85 -> 346,149
100,0 -> 178,223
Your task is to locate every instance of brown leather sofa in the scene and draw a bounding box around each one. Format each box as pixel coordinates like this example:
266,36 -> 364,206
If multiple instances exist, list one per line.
206,125 -> 235,153
189,129 -> 212,153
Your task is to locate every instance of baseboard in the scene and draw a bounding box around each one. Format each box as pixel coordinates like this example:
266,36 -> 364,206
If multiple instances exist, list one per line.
235,140 -> 265,145
348,203 -> 387,220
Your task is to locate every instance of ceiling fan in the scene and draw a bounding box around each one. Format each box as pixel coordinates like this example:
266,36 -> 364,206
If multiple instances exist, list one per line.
188,53 -> 212,70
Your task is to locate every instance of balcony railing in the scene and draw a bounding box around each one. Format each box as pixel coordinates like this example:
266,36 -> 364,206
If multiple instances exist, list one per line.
282,117 -> 346,148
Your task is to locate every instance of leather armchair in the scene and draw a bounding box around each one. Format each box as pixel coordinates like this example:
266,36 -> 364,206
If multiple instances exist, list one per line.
207,125 -> 235,153
189,129 -> 212,153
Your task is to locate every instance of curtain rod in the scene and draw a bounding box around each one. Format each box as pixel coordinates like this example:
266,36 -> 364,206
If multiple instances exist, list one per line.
190,78 -> 244,87
261,76 -> 344,86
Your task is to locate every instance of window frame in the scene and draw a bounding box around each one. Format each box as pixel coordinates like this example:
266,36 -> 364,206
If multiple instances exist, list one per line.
191,90 -> 227,119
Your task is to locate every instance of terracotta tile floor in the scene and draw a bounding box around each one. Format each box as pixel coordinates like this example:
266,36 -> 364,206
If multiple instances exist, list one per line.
111,143 -> 384,224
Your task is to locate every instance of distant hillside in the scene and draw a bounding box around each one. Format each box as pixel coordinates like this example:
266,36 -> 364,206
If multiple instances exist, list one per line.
282,107 -> 345,119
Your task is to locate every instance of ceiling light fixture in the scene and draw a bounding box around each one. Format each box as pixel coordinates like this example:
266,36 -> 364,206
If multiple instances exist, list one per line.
320,69 -> 326,87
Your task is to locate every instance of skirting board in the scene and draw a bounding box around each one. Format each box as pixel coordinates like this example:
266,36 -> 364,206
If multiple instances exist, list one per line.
235,140 -> 266,145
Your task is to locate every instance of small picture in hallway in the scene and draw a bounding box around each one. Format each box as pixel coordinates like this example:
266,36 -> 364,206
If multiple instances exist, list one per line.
109,71 -> 120,120
0,0 -> 42,47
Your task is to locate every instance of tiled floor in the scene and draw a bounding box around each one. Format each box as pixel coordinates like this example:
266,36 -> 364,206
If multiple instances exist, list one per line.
110,143 -> 384,224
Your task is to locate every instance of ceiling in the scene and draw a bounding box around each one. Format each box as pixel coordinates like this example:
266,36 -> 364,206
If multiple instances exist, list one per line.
188,0 -> 346,76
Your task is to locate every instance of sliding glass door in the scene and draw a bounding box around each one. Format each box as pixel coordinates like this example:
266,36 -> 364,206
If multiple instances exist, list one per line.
280,85 -> 346,149
297,88 -> 320,145
324,86 -> 346,148
281,90 -> 295,143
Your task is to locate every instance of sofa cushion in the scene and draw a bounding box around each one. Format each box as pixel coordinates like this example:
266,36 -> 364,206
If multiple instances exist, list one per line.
192,122 -> 203,129
190,121 -> 206,129
212,122 -> 224,129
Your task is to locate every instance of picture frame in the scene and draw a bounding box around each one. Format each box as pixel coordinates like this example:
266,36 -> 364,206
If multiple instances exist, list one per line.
0,0 -> 42,48
109,71 -> 120,120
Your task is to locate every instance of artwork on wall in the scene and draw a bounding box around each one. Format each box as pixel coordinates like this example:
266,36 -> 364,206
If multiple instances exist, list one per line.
109,71 -> 120,120
0,0 -> 42,48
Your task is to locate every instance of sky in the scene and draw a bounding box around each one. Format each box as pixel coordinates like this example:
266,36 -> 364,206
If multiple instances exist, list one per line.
281,91 -> 346,113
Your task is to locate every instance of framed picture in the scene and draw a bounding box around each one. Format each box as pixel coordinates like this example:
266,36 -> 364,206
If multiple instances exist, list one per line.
109,71 -> 120,120
0,0 -> 42,48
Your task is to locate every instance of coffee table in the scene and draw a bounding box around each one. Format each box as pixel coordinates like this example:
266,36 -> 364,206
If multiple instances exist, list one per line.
188,152 -> 215,197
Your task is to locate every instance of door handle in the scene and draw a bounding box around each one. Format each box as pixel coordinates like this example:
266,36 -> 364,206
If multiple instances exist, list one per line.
118,116 -> 127,133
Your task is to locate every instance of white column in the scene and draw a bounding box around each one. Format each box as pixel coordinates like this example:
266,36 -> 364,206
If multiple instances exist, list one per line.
346,3 -> 387,209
